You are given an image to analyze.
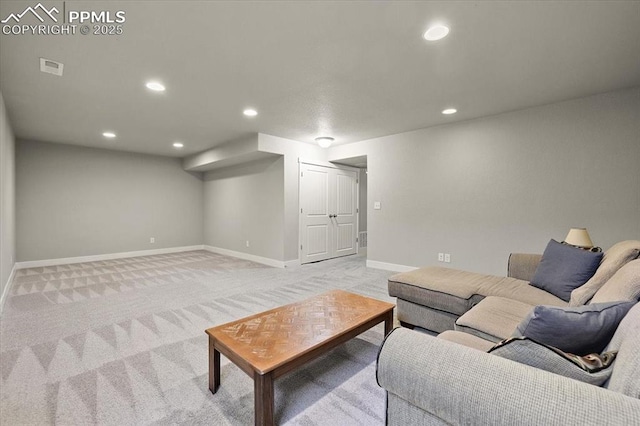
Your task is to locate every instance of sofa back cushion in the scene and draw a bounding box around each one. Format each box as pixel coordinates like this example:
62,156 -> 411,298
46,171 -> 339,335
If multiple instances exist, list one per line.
507,253 -> 543,282
604,302 -> 640,397
570,240 -> 640,306
591,259 -> 640,304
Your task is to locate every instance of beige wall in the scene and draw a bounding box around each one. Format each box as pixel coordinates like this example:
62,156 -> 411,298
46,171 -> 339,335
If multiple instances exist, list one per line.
1,92 -> 16,302
16,140 -> 204,261
203,157 -> 285,261
329,87 -> 640,275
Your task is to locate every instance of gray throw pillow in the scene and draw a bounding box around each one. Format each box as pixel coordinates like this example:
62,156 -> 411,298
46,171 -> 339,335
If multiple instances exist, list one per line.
530,239 -> 603,302
489,337 -> 617,386
513,301 -> 636,356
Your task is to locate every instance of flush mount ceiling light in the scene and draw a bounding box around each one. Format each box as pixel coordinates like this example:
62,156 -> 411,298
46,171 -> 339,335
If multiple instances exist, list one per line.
315,137 -> 334,148
173,142 -> 184,148
442,108 -> 457,115
423,25 -> 450,41
102,131 -> 116,138
243,108 -> 258,117
145,81 -> 166,92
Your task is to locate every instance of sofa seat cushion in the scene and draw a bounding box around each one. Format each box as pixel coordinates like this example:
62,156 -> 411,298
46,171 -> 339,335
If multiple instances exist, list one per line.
437,330 -> 495,352
389,267 -> 566,316
455,296 -> 535,342
397,299 -> 458,333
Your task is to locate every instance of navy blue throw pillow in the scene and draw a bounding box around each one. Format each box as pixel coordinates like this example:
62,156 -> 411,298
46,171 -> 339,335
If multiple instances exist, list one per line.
513,301 -> 636,355
530,239 -> 603,301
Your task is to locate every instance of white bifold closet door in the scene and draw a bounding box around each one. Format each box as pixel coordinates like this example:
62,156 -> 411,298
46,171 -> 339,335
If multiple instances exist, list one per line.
299,163 -> 358,264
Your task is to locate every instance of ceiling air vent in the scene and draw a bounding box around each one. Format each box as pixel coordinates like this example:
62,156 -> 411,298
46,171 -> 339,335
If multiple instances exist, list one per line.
40,58 -> 64,76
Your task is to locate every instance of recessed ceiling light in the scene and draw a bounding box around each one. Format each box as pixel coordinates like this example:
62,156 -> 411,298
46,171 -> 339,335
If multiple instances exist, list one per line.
315,137 -> 334,148
442,108 -> 457,115
243,108 -> 258,117
173,142 -> 184,148
102,132 -> 116,138
423,25 -> 450,41
145,81 -> 166,92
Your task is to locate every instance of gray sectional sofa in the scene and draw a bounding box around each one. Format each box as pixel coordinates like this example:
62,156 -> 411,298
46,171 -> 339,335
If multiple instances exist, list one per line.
388,240 -> 640,343
378,240 -> 640,425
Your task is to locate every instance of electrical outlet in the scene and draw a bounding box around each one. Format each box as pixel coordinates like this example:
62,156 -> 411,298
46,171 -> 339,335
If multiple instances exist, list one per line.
246,240 -> 250,247
374,201 -> 381,210
438,253 -> 444,262
150,237 -> 155,244
444,253 -> 451,263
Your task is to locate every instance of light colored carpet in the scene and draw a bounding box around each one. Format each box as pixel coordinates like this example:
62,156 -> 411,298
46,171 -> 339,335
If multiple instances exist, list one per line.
0,251 -> 395,425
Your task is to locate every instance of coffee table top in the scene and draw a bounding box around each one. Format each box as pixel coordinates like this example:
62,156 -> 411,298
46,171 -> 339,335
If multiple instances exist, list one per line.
205,289 -> 394,374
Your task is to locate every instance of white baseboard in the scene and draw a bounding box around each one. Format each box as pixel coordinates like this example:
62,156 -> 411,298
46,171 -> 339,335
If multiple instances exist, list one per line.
0,263 -> 17,316
203,245 -> 290,269
283,259 -> 301,268
366,259 -> 417,273
14,245 -> 206,269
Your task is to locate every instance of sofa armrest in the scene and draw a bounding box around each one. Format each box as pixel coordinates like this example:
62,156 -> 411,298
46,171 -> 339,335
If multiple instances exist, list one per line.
507,253 -> 542,281
377,328 -> 640,425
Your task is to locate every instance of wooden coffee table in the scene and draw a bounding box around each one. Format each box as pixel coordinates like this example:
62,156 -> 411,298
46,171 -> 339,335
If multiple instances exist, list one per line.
205,289 -> 394,426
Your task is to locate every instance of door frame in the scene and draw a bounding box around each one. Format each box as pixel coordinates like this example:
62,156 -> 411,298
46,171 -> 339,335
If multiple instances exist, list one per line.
298,159 -> 360,263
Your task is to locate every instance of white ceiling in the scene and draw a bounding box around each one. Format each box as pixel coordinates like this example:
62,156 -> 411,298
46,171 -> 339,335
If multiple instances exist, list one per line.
1,1 -> 639,157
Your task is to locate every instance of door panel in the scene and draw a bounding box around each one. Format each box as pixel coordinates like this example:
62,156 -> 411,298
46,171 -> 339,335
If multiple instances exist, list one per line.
306,225 -> 329,256
336,173 -> 355,215
336,223 -> 355,252
300,165 -> 333,263
333,170 -> 357,257
305,169 -> 329,215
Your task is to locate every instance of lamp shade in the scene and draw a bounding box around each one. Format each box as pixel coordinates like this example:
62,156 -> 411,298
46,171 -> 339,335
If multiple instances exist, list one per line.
564,228 -> 594,248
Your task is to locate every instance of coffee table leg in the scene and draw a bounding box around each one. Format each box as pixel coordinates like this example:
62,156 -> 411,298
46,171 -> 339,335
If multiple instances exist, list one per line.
384,309 -> 394,336
209,337 -> 220,394
254,371 -> 274,426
